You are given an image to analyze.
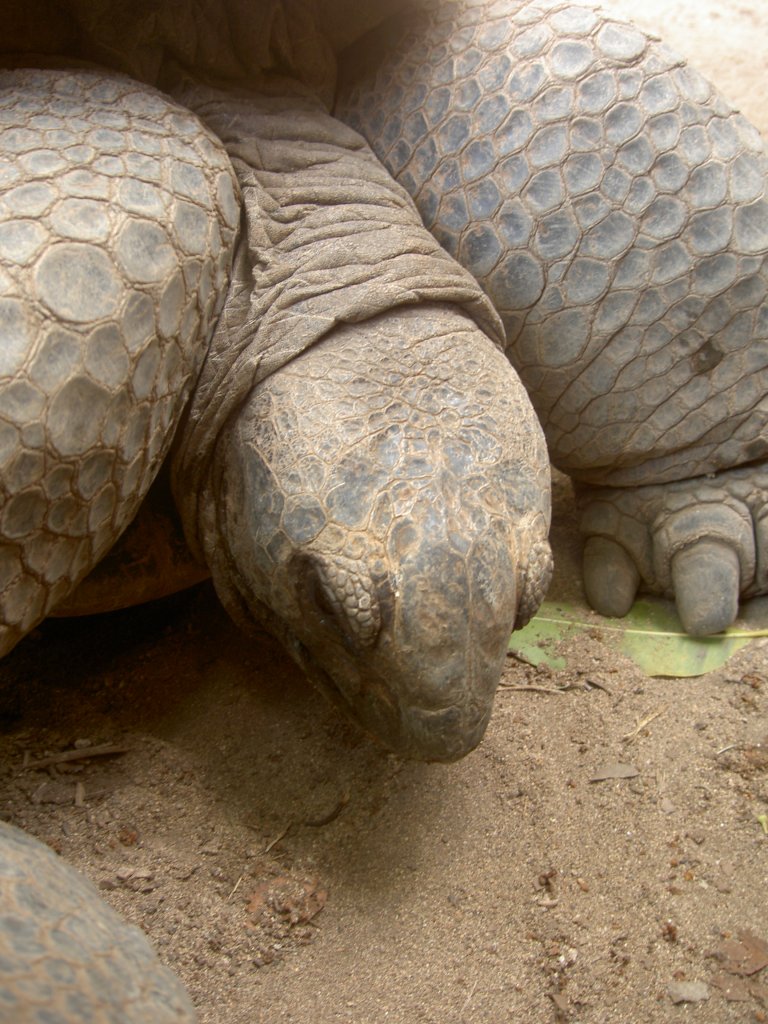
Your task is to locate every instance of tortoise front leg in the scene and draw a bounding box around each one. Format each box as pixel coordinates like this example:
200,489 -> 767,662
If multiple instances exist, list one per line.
339,0 -> 768,633
0,67 -> 237,656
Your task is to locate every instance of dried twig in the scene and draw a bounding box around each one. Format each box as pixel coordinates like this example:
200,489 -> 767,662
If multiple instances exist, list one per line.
622,706 -> 667,742
506,650 -> 539,668
584,677 -> 613,694
500,683 -> 569,695
264,824 -> 292,854
23,743 -> 130,770
460,979 -> 478,1016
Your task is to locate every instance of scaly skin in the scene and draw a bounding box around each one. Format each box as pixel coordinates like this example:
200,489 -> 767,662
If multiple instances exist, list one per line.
0,69 -> 238,656
0,821 -> 195,1023
212,307 -> 550,759
339,0 -> 768,633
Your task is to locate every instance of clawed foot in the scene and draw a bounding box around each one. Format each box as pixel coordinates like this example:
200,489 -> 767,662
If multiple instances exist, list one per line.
577,464 -> 768,635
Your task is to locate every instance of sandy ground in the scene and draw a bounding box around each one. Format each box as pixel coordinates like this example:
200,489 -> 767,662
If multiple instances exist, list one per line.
2,2 -> 768,1023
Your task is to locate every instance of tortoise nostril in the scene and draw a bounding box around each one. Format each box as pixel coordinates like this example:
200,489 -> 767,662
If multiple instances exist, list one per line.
295,552 -> 382,652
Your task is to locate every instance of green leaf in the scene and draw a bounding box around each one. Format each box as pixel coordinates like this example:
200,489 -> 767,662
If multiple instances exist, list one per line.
509,596 -> 768,678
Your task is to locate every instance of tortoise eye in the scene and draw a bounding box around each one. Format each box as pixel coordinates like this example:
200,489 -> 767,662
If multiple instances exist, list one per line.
293,552 -> 382,654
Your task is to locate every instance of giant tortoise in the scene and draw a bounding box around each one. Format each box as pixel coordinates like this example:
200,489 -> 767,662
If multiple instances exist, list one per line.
1,0 -> 767,1019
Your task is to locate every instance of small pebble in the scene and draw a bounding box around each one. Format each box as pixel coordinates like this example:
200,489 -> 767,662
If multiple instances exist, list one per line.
668,981 -> 709,1004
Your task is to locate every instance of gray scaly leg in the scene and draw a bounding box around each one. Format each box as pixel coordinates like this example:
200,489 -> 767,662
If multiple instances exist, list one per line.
339,0 -> 768,633
0,68 -> 237,655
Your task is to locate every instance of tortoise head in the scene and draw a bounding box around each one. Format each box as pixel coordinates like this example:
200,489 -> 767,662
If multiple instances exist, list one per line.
209,306 -> 551,762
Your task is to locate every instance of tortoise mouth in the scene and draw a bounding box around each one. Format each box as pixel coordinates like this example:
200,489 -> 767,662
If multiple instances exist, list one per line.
398,702 -> 492,763
292,637 -> 490,763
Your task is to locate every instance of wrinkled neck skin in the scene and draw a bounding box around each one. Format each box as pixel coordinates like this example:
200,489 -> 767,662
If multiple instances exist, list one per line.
207,305 -> 551,762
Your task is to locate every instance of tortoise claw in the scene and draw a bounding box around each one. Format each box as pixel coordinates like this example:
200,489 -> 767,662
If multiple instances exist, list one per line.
578,467 -> 765,635
671,540 -> 741,636
582,536 -> 639,619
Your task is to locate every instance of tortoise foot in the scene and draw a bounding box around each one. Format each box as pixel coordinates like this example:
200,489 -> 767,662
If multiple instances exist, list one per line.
577,463 -> 768,635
